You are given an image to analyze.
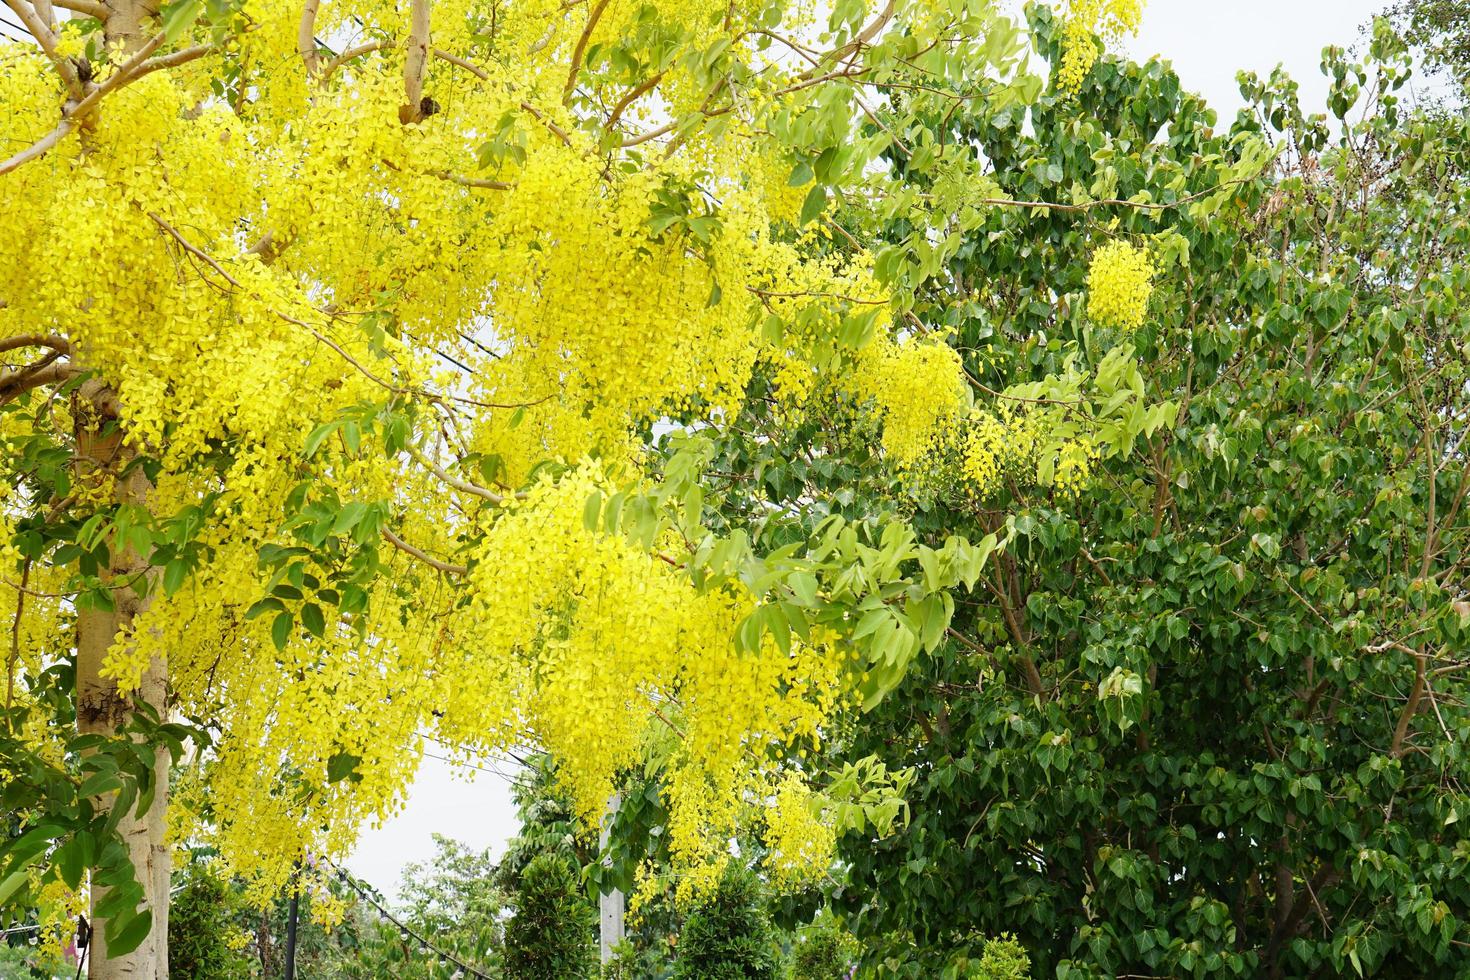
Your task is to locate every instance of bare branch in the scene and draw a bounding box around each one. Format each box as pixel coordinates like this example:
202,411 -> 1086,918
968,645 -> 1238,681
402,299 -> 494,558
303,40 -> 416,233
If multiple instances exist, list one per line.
50,0 -> 106,16
0,359 -> 77,405
605,71 -> 664,130
562,0 -> 609,103
1391,650 -> 1428,758
408,446 -> 524,505
433,170 -> 512,190
382,527 -> 467,575
2,0 -> 84,99
0,119 -> 74,177
1,31 -> 175,175
432,47 -> 487,79
68,31 -> 166,113
322,39 -> 389,77
133,42 -> 215,78
810,0 -> 895,75
0,334 -> 70,356
147,212 -> 241,287
517,100 -> 573,148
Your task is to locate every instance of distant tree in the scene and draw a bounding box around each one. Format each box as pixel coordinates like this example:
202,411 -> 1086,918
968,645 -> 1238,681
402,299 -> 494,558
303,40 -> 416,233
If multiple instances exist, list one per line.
168,861 -> 251,979
826,15 -> 1470,979
390,835 -> 506,977
502,853 -> 597,980
671,865 -> 783,980
789,911 -> 860,980
1389,0 -> 1470,97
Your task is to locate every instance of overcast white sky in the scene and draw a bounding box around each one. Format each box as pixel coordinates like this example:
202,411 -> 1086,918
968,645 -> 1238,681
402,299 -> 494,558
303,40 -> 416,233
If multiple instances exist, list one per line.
344,0 -> 1395,901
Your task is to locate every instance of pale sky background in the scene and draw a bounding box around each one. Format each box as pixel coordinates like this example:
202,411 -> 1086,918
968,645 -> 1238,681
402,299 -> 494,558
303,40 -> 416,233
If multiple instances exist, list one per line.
343,0 -> 1400,903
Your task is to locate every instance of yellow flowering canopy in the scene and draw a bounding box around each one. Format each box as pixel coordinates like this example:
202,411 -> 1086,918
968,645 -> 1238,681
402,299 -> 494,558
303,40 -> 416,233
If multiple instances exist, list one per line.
0,0 -> 1156,965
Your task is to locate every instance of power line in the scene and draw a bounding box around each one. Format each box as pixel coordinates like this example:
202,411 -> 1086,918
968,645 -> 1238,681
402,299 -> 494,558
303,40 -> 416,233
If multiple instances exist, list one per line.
321,857 -> 495,980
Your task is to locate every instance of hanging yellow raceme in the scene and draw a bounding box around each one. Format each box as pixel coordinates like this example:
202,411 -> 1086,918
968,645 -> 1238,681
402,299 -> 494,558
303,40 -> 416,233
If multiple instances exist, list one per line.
1086,240 -> 1157,331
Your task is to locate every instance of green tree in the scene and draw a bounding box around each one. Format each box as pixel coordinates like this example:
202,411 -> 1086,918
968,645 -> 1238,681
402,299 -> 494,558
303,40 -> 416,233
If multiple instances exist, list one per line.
816,14 -> 1470,979
1388,0 -> 1470,98
670,864 -> 783,980
168,861 -> 251,979
789,911 -> 859,980
502,852 -> 598,980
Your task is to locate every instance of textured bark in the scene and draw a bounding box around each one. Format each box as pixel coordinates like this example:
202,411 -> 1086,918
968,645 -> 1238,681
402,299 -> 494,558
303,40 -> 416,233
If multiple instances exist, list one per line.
75,422 -> 169,980
75,0 -> 171,972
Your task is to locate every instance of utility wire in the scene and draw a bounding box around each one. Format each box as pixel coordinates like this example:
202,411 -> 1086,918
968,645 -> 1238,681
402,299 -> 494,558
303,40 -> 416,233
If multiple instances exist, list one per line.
321,857 -> 495,980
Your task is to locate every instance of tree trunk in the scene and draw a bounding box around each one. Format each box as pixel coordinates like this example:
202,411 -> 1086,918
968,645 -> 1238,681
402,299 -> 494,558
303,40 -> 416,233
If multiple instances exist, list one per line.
78,0 -> 171,973
75,422 -> 169,979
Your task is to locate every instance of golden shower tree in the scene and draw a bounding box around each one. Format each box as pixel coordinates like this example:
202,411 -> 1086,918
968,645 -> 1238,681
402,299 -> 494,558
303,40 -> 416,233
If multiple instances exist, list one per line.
0,0 -> 1154,973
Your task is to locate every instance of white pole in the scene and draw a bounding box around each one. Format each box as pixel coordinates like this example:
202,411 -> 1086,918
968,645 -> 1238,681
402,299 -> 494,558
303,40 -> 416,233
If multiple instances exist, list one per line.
599,793 -> 625,964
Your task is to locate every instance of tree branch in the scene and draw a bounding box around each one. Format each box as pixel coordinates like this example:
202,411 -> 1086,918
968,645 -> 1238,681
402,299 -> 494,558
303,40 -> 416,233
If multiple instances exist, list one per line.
1390,650 -> 1427,758
408,446 -> 520,505
297,0 -> 321,76
432,46 -> 486,79
0,30 -> 171,175
50,0 -> 105,15
322,39 -> 390,77
381,527 -> 467,575
0,334 -> 70,356
562,0 -> 609,103
2,0 -> 84,99
605,71 -> 664,130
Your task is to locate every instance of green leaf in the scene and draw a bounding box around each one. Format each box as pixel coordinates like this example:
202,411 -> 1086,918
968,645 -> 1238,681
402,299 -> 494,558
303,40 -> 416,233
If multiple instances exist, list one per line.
78,770 -> 122,799
327,752 -> 362,784
303,421 -> 338,458
331,502 -> 368,537
582,490 -> 603,532
244,596 -> 284,621
54,838 -> 84,891
800,184 -> 828,225
105,907 -> 153,958
162,557 -> 189,596
301,602 -> 325,638
0,868 -> 31,907
342,421 -> 361,456
788,571 -> 819,606
271,611 -> 292,651
158,0 -> 201,43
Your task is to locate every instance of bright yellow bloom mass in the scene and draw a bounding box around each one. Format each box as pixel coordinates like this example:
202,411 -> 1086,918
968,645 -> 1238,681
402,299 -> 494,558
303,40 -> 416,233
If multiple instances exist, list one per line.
1086,239 -> 1157,331
0,0 -> 1155,962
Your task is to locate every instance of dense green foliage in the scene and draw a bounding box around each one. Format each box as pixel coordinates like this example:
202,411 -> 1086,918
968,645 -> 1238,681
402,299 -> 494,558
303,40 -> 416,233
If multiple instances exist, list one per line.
669,7 -> 1470,978
0,667 -> 205,961
818,18 -> 1470,980
670,864 -> 783,980
502,852 -> 598,980
788,912 -> 860,980
169,862 -> 251,979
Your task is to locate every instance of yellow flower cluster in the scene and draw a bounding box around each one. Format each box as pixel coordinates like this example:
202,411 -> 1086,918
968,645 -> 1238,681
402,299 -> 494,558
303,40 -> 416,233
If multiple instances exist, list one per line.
857,336 -> 968,468
454,466 -> 848,896
28,876 -> 86,971
1086,240 -> 1156,331
960,407 -> 1041,498
1058,0 -> 1147,94
763,773 -> 837,889
1054,436 -> 1102,496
